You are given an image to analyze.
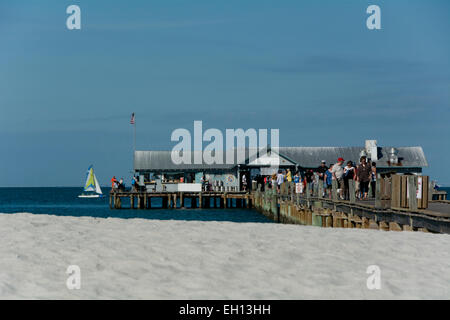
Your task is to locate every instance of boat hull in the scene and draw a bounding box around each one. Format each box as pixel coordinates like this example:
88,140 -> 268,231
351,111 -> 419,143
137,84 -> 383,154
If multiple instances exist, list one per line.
78,194 -> 103,198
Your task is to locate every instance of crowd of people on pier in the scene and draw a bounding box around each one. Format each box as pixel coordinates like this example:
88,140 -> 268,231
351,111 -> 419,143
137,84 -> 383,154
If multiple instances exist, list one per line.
110,176 -> 142,192
110,156 -> 377,200
260,155 -> 377,200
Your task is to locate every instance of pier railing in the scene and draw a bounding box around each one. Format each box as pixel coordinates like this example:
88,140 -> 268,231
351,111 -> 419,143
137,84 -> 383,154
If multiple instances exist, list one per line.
251,177 -> 450,234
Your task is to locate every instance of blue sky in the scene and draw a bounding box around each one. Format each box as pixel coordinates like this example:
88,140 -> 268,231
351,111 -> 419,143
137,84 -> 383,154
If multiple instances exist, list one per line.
1,0 -> 449,187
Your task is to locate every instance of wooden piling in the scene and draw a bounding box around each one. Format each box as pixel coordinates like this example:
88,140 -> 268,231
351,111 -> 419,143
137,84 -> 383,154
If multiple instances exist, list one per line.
408,175 -> 418,211
130,195 -> 134,209
349,180 -> 356,204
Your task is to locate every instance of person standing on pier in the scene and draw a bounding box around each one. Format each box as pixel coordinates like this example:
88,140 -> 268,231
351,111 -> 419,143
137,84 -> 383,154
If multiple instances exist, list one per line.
276,170 -> 284,192
118,178 -> 125,191
242,174 -> 247,192
317,160 -> 328,196
305,169 -> 314,196
111,176 -> 118,192
325,164 -> 333,198
131,176 -> 138,192
356,156 -> 371,200
343,161 -> 356,200
286,169 -> 292,183
331,158 -> 345,199
271,173 -> 277,189
294,171 -> 301,193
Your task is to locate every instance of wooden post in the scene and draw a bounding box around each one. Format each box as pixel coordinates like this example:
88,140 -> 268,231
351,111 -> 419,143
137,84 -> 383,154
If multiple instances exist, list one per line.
349,180 -> 356,204
137,195 -> 142,209
318,181 -> 324,199
271,193 -> 278,220
130,195 -> 134,209
313,180 -> 318,197
389,222 -> 402,231
408,175 -> 418,211
417,176 -> 428,209
199,194 -> 203,208
379,221 -> 389,231
401,176 -> 408,208
331,180 -> 338,202
114,195 -> 121,209
292,181 -> 296,200
280,183 -> 286,196
374,179 -> 382,209
180,192 -> 184,208
306,184 -> 311,200
391,175 -> 401,208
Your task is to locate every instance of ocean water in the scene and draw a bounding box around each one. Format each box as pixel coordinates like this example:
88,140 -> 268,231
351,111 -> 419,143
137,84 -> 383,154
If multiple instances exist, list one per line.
0,187 -> 272,223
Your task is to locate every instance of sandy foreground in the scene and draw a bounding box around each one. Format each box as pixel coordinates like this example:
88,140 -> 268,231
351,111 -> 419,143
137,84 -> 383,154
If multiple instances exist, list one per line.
0,212 -> 449,299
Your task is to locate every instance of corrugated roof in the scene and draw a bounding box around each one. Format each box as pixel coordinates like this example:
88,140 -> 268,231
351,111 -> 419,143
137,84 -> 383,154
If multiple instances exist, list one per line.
278,146 -> 428,168
134,146 -> 428,170
134,150 -> 237,171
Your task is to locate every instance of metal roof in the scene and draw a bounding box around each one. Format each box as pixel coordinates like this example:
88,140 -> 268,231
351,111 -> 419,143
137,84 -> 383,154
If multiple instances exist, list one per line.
278,146 -> 428,168
134,146 -> 428,171
134,150 -> 237,171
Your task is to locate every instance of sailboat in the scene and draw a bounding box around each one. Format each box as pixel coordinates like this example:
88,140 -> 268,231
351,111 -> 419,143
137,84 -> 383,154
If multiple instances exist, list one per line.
78,165 -> 104,198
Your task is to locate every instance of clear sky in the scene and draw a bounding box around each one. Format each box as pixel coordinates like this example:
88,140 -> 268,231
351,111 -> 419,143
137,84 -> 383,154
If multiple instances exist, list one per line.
1,0 -> 449,187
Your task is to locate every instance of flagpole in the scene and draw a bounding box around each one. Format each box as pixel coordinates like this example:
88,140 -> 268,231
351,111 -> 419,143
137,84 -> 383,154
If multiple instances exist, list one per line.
131,113 -> 136,174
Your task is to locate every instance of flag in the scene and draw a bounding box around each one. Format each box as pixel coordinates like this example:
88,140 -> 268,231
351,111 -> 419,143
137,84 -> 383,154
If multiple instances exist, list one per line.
130,113 -> 135,125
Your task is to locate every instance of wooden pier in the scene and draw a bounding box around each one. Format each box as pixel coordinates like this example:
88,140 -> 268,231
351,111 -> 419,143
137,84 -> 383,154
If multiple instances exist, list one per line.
110,191 -> 253,210
252,180 -> 450,234
109,176 -> 450,234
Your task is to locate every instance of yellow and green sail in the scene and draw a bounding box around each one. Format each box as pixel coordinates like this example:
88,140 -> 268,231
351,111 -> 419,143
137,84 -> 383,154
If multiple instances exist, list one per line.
83,165 -> 96,192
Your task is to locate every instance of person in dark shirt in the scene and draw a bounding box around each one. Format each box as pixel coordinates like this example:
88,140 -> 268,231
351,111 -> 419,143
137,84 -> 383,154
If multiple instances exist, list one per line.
317,160 -> 328,193
305,169 -> 314,195
343,161 -> 356,200
356,156 -> 372,200
317,160 -> 328,178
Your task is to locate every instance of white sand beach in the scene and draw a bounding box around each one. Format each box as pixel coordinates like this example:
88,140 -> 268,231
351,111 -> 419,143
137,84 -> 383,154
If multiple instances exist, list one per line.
0,212 -> 449,299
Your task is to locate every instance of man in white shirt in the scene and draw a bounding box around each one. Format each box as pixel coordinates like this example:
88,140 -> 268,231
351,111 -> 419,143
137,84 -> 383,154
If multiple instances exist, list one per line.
276,170 -> 284,192
331,157 -> 345,199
